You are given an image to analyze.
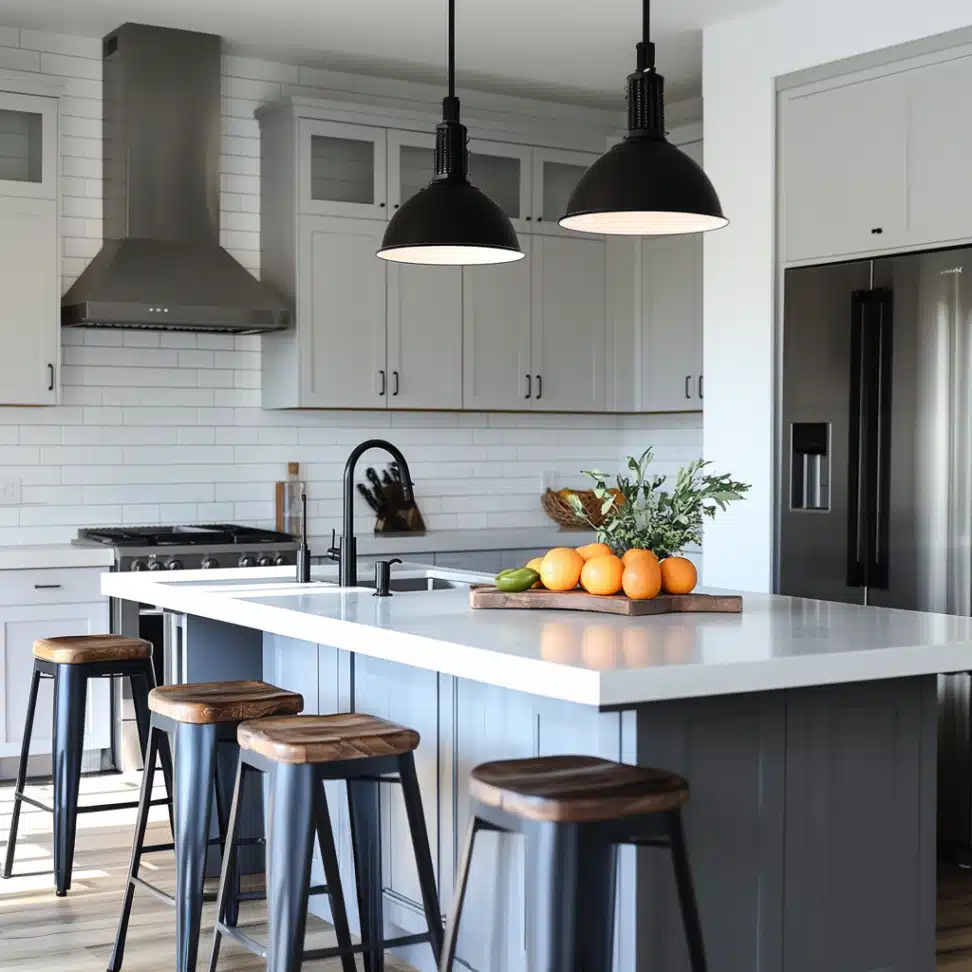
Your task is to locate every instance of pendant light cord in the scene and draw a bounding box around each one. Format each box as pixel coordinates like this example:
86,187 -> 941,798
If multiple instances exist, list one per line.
448,0 -> 455,100
637,0 -> 655,73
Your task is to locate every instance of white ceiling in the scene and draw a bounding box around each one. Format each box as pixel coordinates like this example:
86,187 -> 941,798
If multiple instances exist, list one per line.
0,0 -> 774,106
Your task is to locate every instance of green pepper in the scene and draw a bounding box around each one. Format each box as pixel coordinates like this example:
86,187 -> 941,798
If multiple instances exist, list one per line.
494,567 -> 540,593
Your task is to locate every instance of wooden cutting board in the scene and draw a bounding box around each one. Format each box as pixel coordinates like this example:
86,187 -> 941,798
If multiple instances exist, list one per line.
468,585 -> 742,617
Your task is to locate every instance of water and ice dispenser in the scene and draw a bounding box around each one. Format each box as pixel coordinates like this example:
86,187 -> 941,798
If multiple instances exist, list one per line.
790,422 -> 830,511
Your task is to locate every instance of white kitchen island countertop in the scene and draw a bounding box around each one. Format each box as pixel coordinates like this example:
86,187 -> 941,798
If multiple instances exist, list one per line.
102,564 -> 972,708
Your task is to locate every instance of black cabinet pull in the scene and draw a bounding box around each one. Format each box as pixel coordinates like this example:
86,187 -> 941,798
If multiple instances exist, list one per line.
525,374 -> 531,399
47,363 -> 54,391
536,374 -> 542,400
525,216 -> 532,222
34,583 -> 61,590
699,375 -> 703,399
684,375 -> 692,399
379,202 -> 386,208
379,370 -> 386,396
870,227 -> 883,235
392,370 -> 399,396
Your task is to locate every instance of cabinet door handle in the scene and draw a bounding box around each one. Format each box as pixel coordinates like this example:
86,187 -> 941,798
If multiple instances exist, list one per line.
536,374 -> 542,400
47,363 -> 54,391
34,583 -> 61,590
392,370 -> 399,396
379,370 -> 386,396
685,375 -> 692,399
699,375 -> 703,399
871,227 -> 883,235
525,374 -> 532,399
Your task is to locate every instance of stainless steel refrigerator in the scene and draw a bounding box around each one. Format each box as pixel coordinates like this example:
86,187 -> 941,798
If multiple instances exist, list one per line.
779,245 -> 972,849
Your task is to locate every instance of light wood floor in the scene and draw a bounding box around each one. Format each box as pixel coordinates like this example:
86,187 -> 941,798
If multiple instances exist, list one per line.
3,773 -> 972,969
0,773 -> 410,971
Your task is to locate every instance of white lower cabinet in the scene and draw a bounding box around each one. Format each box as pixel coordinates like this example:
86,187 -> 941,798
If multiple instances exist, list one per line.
0,597 -> 111,762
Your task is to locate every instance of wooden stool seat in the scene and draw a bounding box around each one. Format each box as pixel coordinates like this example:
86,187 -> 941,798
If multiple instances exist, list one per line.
148,680 -> 303,725
238,713 -> 420,765
33,634 -> 152,666
469,754 -> 689,823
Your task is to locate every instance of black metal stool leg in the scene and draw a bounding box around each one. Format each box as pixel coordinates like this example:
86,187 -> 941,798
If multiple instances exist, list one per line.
173,722 -> 218,972
208,758 -> 247,972
347,778 -> 385,972
266,762 -> 316,972
213,754 -> 241,928
313,781 -> 356,972
668,810 -> 708,972
398,753 -> 444,963
528,820 -> 618,972
3,664 -> 41,879
108,720 -> 161,972
439,816 -> 484,972
52,663 -> 87,896
131,660 -> 174,837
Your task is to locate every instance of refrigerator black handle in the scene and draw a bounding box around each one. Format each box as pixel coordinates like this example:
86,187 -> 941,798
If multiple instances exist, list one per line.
846,287 -> 893,590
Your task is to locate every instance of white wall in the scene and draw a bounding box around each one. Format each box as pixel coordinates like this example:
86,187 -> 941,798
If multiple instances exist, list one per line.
701,0 -> 972,593
0,25 -> 703,546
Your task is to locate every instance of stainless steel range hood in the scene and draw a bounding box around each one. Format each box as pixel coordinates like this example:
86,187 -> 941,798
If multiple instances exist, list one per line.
62,23 -> 289,333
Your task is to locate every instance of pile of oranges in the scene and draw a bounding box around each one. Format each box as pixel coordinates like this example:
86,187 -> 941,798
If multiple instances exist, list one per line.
524,544 -> 697,600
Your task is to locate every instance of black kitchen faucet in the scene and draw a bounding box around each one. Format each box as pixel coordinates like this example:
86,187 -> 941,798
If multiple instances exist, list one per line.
331,439 -> 414,588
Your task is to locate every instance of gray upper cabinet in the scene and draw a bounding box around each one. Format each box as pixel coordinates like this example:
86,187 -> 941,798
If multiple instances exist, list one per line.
781,48 -> 972,264
781,73 -> 907,263
0,88 -> 59,406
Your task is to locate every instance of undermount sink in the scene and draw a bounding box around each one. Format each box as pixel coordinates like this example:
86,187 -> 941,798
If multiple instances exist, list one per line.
358,575 -> 468,592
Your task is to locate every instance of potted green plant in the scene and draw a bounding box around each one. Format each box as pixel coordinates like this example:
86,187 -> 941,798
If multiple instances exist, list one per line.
567,448 -> 750,558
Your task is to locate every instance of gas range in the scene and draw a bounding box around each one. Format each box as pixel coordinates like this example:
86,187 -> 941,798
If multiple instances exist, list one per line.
74,524 -> 299,572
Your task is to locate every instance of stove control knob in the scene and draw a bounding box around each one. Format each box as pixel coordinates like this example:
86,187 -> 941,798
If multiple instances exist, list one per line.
147,559 -> 164,571
273,554 -> 289,567
257,555 -> 274,567
201,557 -> 219,570
131,559 -> 147,572
165,559 -> 184,571
239,555 -> 257,568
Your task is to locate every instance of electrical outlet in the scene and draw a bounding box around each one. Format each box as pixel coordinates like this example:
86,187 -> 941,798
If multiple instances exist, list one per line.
0,479 -> 21,505
540,470 -> 558,492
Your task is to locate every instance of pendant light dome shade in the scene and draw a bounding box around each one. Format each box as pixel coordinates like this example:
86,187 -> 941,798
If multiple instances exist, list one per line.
379,178 -> 523,265
560,137 -> 727,235
560,2 -> 727,237
377,0 -> 522,266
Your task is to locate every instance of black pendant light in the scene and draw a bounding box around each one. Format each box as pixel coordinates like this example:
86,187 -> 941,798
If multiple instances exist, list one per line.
560,0 -> 728,236
378,0 -> 523,265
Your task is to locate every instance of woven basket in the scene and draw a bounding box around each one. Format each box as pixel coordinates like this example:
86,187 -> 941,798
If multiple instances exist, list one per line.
541,489 -> 607,529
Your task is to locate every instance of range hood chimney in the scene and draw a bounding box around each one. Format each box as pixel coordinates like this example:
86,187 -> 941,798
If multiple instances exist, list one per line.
62,23 -> 289,333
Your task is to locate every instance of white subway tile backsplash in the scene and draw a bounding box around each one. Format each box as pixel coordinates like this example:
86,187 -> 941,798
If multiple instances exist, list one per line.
0,26 -> 703,545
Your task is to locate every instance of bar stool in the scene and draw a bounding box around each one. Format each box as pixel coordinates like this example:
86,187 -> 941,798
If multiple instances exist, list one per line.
440,754 -> 708,972
109,681 -> 304,972
209,713 -> 444,972
2,634 -> 172,897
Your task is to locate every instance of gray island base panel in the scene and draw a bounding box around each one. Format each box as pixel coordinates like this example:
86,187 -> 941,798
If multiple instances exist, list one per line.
173,614 -> 936,972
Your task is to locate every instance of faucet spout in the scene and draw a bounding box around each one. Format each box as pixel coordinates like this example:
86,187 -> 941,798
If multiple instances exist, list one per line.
339,439 -> 414,588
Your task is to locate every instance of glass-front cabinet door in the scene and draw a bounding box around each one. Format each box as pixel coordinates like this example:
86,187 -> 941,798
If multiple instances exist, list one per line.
387,130 -> 435,214
532,147 -> 598,236
467,139 -> 533,235
0,91 -> 57,200
298,119 -> 388,218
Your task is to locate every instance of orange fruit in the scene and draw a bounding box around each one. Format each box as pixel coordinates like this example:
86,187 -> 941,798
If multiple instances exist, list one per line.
621,559 -> 662,600
580,554 -> 624,595
660,556 -> 698,595
622,548 -> 658,568
525,557 -> 544,588
540,547 -> 584,592
576,542 -> 612,562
